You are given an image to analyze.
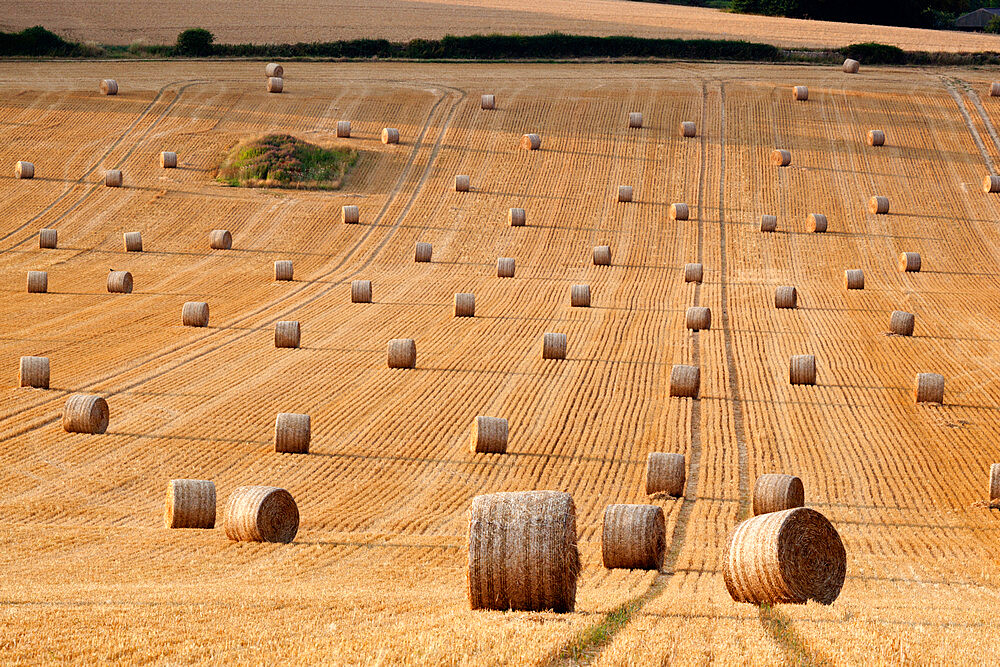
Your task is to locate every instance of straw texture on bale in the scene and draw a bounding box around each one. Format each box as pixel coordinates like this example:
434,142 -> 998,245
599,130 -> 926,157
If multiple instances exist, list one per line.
984,174 -> 1000,193
789,355 -> 816,385
107,270 -> 133,293
336,121 -> 351,138
342,205 -> 359,224
990,463 -> 1000,506
351,280 -> 372,303
992,82 -> 1000,97
19,356 -> 49,389
469,416 -> 508,454
686,306 -> 711,331
571,284 -> 591,307
808,213 -> 828,233
388,338 -> 416,368
164,479 -> 216,529
593,246 -> 611,266
760,214 -> 777,232
481,94 -> 495,110
753,474 -> 805,516
181,301 -> 209,327
915,373 -> 944,404
224,486 -> 299,543
415,242 -> 432,262
454,293 -> 475,317
381,127 -> 400,144
63,394 -> 109,434
274,321 -> 301,348
455,175 -> 470,192
160,151 -> 177,168
890,310 -> 915,336
274,412 -> 310,454
775,286 -> 798,309
105,170 -> 122,187
602,504 -> 665,570
265,63 -> 283,77
793,85 -> 809,100
646,452 -> 686,496
100,79 -> 118,95
618,185 -> 633,202
15,161 -> 34,179
520,133 -> 541,150
497,257 -> 516,278
543,333 -> 567,360
869,195 -> 889,214
669,203 -> 689,221
39,229 -> 57,249
27,271 -> 47,293
628,112 -> 643,128
771,149 -> 791,166
867,129 -> 885,146
508,208 -> 526,227
467,490 -> 579,612
844,269 -> 865,290
723,507 -> 846,605
680,121 -> 696,137
669,364 -> 700,398
123,231 -> 143,252
210,229 -> 232,249
267,77 -> 283,93
274,260 -> 293,281
843,58 -> 860,73
898,252 -> 921,272
685,263 -> 703,283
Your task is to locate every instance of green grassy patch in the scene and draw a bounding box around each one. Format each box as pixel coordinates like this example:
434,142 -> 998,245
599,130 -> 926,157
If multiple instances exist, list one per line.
216,134 -> 358,189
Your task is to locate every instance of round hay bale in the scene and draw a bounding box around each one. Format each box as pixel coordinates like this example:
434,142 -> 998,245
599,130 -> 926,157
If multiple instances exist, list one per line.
628,112 -> 643,128
181,301 -> 209,327
843,58 -> 860,73
508,208 -> 526,227
381,127 -> 400,144
469,416 -> 508,454
669,203 -> 689,221
210,229 -> 232,250
520,133 -> 541,150
869,195 -> 889,214
618,185 -> 633,202
686,306 -> 711,331
27,271 -> 47,294
467,490 -> 579,612
771,149 -> 791,167
844,269 -> 864,290
984,174 -> 1000,193
274,412 -> 310,454
415,242 -> 432,263
497,257 -> 516,278
275,321 -> 301,349
543,332 -> 567,360
789,355 -> 816,385
571,284 -> 591,307
454,292 -> 475,317
15,161 -> 34,179
123,231 -> 143,252
342,205 -> 360,224
100,79 -> 118,95
992,82 -> 1000,97
753,474 -> 805,516
63,394 -> 109,434
808,213 -> 828,233
602,504 -> 665,570
336,121 -> 351,138
645,452 -> 685,496
723,507 -> 846,605
481,94 -> 495,110
914,372 -> 944,404
793,85 -> 809,101
265,63 -> 283,78
160,151 -> 177,168
352,279 -> 372,303
670,364 -> 700,398
898,252 -> 921,272
867,130 -> 885,146
388,338 -> 416,368
105,170 -> 122,187
760,215 -> 777,233
267,77 -> 283,93
775,286 -> 798,309
680,121 -> 697,138
274,260 -> 293,281
593,246 -> 611,266
455,175 -> 470,192
889,310 -> 914,336
107,270 -> 133,294
685,263 -> 703,283
164,479 -> 216,529
19,356 -> 49,389
224,486 -> 299,543
990,463 -> 1000,506
39,229 -> 57,249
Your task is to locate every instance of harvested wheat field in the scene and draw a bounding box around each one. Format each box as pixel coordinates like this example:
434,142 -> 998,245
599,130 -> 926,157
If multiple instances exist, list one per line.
3,60 -> 1000,663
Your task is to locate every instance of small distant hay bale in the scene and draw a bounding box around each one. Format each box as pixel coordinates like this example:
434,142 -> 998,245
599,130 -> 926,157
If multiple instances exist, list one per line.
352,279 -> 372,303
914,372 -> 944,404
793,86 -> 809,101
274,260 -> 293,281
685,263 -> 703,283
275,321 -> 301,348
100,79 -> 118,95
181,301 -> 209,327
760,215 -> 777,232
508,208 -> 526,227
265,63 -> 283,78
27,271 -> 47,293
844,269 -> 864,290
520,133 -> 541,150
107,270 -> 133,293
210,229 -> 232,249
336,121 -> 351,138
593,246 -> 611,266
388,338 -> 416,368
381,128 -> 400,144
898,252 -> 921,272
992,82 -> 1000,97
15,161 -> 34,179
990,463 -> 1000,506
984,174 -> 1000,193
19,356 -> 49,389
869,195 -> 889,214
123,231 -> 143,252
571,284 -> 590,307
497,257 -> 516,278
342,205 -> 360,224
160,151 -> 177,168
645,452 -> 685,496
618,185 -> 633,202
686,306 -> 711,331
455,175 -> 470,192
39,229 -> 57,249
669,203 -> 689,221
808,213 -> 827,233
669,364 -> 700,398
753,474 -> 805,516
771,149 -> 791,167
274,412 -> 310,454
602,504 -> 665,570
481,94 -> 495,110
789,355 -> 816,385
467,490 -> 579,612
224,486 -> 299,543
454,292 -> 475,317
543,332 -> 567,360
889,310 -> 914,336
105,170 -> 122,187
628,112 -> 643,128
267,77 -> 283,93
680,121 -> 696,138
63,394 -> 109,434
723,507 -> 846,605
843,58 -> 860,73
867,130 -> 885,146
164,479 -> 216,529
469,416 -> 507,454
775,286 -> 797,309
415,242 -> 432,262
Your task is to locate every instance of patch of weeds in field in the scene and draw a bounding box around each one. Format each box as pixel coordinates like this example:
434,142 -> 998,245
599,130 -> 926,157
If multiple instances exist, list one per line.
216,134 -> 358,189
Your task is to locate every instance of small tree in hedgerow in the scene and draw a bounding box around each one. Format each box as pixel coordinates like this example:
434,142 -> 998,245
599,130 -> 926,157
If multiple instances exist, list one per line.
176,28 -> 214,56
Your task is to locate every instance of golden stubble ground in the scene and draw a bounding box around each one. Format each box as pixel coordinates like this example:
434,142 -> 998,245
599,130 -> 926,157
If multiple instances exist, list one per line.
1,61 -> 1000,663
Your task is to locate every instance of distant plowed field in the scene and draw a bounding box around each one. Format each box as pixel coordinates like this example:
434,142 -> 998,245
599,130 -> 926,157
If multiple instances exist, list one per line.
2,61 -> 1000,662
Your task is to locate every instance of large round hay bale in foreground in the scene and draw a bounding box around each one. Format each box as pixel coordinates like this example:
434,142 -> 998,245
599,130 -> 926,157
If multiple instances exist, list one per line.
898,252 -> 921,272
543,332 -> 567,360
224,486 -> 299,543
593,246 -> 611,266
105,170 -> 122,187
618,185 -> 633,202
990,463 -> 1000,506
15,161 -> 34,179
753,474 -> 805,516
992,82 -> 1000,97
19,356 -> 49,389
455,175 -> 470,192
669,203 -> 689,221
889,310 -> 914,336
520,133 -> 541,150
481,94 -> 495,110
336,121 -> 351,138
628,112 -> 643,128
351,280 -> 372,303
670,364 -> 700,398
164,479 -> 216,529
843,58 -> 860,73
602,504 -> 665,570
771,149 -> 791,167
915,372 -> 944,404
454,292 -> 475,317
415,242 -> 432,263
210,229 -> 232,250
844,269 -> 864,290
27,271 -> 47,293
686,306 -> 711,331
274,412 -> 310,454
760,215 -> 777,233
107,270 -> 133,293
685,263 -> 703,283
266,77 -> 283,93
342,205 -> 360,224
381,128 -> 399,144
274,260 -> 293,281
160,151 -> 177,168
984,174 -> 1000,193
274,321 -> 301,348
508,208 -> 526,227
869,196 -> 889,214
388,338 -> 416,368
789,355 -> 816,385
63,394 -> 109,434
867,130 -> 885,146
775,286 -> 797,309
571,284 -> 591,307
181,301 -> 209,327
100,79 -> 118,95
469,416 -> 508,454
265,63 -> 283,78
646,452 -> 685,497
497,257 -> 515,278
123,231 -> 143,252
793,85 -> 809,101
39,229 -> 57,249
468,490 -> 579,612
808,213 -> 828,233
724,507 -> 845,605
680,121 -> 696,138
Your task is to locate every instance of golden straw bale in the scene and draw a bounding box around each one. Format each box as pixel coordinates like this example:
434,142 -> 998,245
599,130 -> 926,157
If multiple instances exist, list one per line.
107,270 -> 133,293
992,82 -> 1000,97
388,338 -> 416,368
123,231 -> 142,252
105,170 -> 122,187
844,269 -> 864,290
898,252 -> 921,272
628,112 -> 643,128
342,205 -> 360,224
415,242 -> 432,262
571,284 -> 591,307
100,79 -> 118,95
775,286 -> 797,309
669,203 -> 689,221
224,486 -> 299,543
890,311 -> 914,336
209,229 -> 232,249
685,263 -> 703,283
793,85 -> 809,100
680,121 -> 696,138
915,373 -> 944,403
520,133 -> 541,150
454,292 -> 475,317
266,77 -> 283,93
265,63 -> 283,78
753,474 -> 805,516
771,149 -> 791,166
337,121 -> 351,138
868,130 -> 885,146
808,213 -> 827,233
789,355 -> 816,385
843,58 -> 860,73
669,364 -> 700,398
593,246 -> 611,266
455,175 -> 470,192
181,302 -> 209,327
618,185 -> 633,202
508,208 -> 526,227
497,257 -> 515,278
63,394 -> 109,434
27,271 -> 47,293
15,161 -> 34,179
686,306 -> 711,331
984,174 -> 1000,193
160,151 -> 177,168
869,195 -> 889,214
39,229 -> 57,249
469,416 -> 508,454
274,412 -> 310,454
381,128 -> 400,144
164,479 -> 216,529
990,463 -> 1000,507
274,321 -> 300,348
645,452 -> 685,496
351,280 -> 372,303
760,214 -> 777,232
543,332 -> 567,360
724,507 -> 846,605
274,260 -> 293,281
602,504 -> 665,570
19,356 -> 49,389
467,490 -> 579,612
481,94 -> 495,110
